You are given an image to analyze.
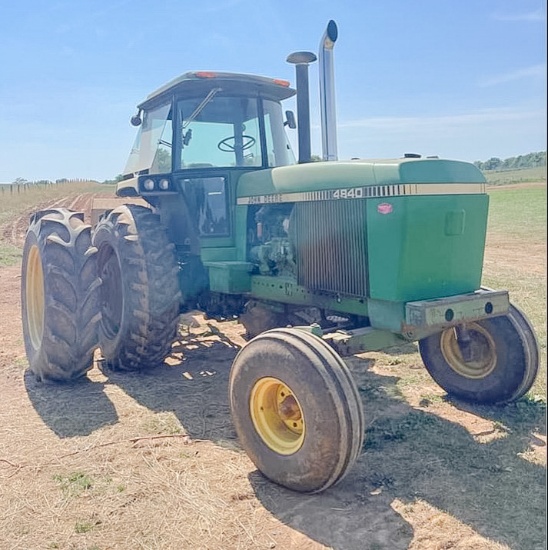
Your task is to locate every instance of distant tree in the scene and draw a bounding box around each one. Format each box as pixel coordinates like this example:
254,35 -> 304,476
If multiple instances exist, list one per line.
535,151 -> 546,165
156,149 -> 172,172
102,174 -> 124,184
503,156 -> 517,169
13,177 -> 28,184
475,151 -> 546,171
485,157 -> 502,170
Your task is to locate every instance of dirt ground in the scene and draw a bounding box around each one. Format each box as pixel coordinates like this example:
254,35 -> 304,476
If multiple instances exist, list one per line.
0,193 -> 545,550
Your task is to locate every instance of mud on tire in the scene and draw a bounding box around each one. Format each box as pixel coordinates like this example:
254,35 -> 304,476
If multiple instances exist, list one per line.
21,209 -> 101,382
419,303 -> 540,404
92,204 -> 181,371
229,328 -> 365,493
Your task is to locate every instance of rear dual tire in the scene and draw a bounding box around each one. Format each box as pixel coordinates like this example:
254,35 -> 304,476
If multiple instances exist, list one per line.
21,204 -> 182,379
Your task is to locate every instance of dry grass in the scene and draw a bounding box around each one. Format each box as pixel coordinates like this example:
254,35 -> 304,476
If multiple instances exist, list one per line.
0,182 -> 108,226
2,317 -> 544,549
1,348 -> 279,550
0,182 -> 112,267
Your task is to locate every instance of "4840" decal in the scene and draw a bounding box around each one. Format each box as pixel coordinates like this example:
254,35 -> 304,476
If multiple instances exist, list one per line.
332,188 -> 365,199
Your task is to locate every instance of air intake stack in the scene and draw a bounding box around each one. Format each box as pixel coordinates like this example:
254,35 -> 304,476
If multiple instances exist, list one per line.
319,20 -> 338,161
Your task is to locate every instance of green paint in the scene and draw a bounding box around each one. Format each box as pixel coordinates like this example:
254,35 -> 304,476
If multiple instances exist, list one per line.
200,247 -> 237,262
325,327 -> 406,356
366,299 -> 406,332
237,158 -> 485,197
367,194 -> 489,301
235,204 -> 250,261
205,261 -> 253,294
250,275 -> 370,316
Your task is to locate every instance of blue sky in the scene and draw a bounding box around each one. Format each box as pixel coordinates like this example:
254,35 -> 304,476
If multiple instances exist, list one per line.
0,0 -> 545,182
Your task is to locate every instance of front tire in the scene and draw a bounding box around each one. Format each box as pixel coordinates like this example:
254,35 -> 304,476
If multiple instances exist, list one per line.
92,205 -> 181,371
229,328 -> 364,493
419,304 -> 539,404
21,209 -> 100,382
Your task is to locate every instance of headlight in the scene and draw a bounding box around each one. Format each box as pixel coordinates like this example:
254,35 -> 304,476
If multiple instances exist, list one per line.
159,178 -> 170,190
143,178 -> 155,191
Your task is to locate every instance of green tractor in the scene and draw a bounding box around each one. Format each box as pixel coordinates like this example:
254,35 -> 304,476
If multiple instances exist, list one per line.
21,21 -> 539,493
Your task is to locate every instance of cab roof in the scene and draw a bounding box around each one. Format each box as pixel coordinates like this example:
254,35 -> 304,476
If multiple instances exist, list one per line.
138,71 -> 296,110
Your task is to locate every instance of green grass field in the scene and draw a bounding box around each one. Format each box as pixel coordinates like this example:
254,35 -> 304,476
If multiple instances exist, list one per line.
483,166 -> 546,185
486,185 -> 546,241
483,185 -> 547,399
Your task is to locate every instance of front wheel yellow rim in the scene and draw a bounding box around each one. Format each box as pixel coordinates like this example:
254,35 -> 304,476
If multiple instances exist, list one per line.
440,324 -> 497,379
250,377 -> 305,455
26,245 -> 45,351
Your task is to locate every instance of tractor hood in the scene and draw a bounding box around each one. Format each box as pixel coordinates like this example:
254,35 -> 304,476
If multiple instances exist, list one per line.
237,158 -> 486,199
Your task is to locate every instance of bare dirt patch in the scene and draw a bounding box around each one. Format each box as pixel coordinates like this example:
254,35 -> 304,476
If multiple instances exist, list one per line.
484,234 -> 546,276
0,194 -> 545,550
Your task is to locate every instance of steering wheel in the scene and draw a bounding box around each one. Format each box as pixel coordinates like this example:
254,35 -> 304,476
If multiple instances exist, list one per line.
217,135 -> 256,152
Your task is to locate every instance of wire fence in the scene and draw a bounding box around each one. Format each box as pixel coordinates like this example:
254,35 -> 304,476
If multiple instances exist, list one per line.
0,179 -> 95,195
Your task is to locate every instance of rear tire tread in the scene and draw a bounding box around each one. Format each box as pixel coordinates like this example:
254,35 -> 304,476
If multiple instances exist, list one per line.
93,205 -> 181,371
21,209 -> 100,382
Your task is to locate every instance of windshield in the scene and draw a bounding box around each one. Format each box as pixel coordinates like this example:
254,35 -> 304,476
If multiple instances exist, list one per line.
177,95 -> 295,169
123,95 -> 295,176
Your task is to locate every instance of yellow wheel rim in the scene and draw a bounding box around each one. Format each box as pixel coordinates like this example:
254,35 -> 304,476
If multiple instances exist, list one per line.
26,245 -> 45,351
440,324 -> 497,379
250,377 -> 305,455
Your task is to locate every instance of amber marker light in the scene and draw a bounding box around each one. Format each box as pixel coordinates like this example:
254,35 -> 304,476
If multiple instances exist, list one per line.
272,78 -> 290,87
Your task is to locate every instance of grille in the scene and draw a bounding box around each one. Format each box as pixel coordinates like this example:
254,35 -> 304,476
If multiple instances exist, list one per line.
291,200 -> 368,297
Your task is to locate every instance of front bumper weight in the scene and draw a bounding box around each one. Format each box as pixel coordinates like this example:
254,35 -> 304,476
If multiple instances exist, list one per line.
403,289 -> 509,338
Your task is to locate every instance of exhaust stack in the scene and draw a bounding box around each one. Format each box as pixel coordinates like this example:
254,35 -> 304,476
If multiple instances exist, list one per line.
319,20 -> 338,161
287,51 -> 317,164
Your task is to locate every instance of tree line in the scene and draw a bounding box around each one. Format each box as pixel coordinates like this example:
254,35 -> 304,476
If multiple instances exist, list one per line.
6,177 -> 96,185
474,151 -> 546,171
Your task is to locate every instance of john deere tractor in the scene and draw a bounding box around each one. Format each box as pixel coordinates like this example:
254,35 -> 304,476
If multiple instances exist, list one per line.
21,21 -> 539,493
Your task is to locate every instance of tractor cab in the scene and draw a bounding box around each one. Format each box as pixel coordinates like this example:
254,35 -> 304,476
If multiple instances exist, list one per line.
117,71 -> 297,197
113,71 -> 299,305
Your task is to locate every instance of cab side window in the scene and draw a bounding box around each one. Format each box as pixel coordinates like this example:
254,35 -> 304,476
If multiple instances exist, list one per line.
180,176 -> 229,236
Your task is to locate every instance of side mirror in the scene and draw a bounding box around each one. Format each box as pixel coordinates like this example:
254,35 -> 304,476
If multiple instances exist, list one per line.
284,110 -> 297,129
130,111 -> 142,126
